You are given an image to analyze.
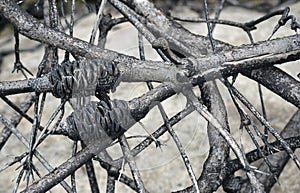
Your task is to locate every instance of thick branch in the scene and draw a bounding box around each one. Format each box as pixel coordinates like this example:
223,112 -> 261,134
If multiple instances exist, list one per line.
117,0 -> 230,55
175,81 -> 230,193
116,0 -> 300,108
1,39 -> 300,99
0,0 -> 118,59
21,138 -> 97,193
192,37 -> 300,82
242,66 -> 300,108
1,0 -> 300,111
198,81 -> 230,192
20,89 -> 191,193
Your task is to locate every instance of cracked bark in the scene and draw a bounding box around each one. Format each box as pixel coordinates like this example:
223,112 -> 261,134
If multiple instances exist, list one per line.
0,0 -> 299,108
0,0 -> 300,192
174,81 -> 230,193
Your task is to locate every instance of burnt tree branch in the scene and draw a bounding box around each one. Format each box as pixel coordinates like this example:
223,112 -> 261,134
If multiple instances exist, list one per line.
0,0 -> 300,108
243,109 -> 300,192
1,0 -> 300,192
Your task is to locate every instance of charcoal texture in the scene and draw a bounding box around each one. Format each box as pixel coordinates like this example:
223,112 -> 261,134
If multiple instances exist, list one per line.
49,59 -> 120,99
66,99 -> 135,145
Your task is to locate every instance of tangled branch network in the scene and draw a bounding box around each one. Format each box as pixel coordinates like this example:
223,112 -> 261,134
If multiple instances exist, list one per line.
0,0 -> 300,193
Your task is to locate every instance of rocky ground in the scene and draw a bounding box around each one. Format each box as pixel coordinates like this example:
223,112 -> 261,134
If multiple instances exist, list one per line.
0,1 -> 299,192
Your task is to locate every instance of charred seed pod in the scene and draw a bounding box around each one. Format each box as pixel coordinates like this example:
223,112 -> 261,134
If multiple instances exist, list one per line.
49,61 -> 78,98
66,99 -> 135,145
49,59 -> 120,99
95,60 -> 120,101
97,60 -> 120,92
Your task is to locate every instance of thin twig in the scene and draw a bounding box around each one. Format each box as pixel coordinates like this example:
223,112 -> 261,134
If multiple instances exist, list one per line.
33,98 -> 67,149
179,88 -> 264,192
119,135 -> 146,193
223,79 -> 300,170
211,0 -> 225,32
82,142 -> 100,193
177,81 -> 230,193
0,113 -> 72,193
243,109 -> 300,192
138,32 -> 200,192
227,136 -> 300,174
90,0 -> 107,44
106,173 -> 116,193
0,93 -> 35,150
227,83 -> 275,173
71,141 -> 78,193
202,0 -> 214,51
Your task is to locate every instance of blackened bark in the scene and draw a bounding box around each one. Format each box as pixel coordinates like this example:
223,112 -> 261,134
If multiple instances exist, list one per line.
243,66 -> 300,108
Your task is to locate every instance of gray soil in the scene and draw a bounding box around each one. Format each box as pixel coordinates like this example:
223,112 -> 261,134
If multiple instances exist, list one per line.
0,2 -> 299,193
